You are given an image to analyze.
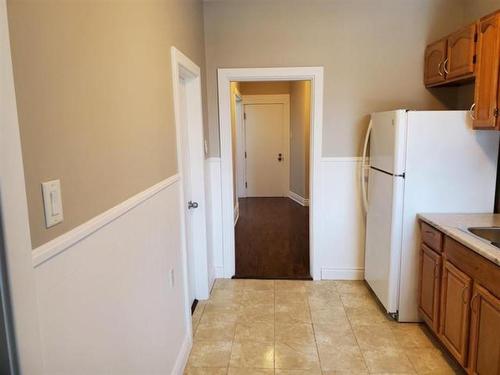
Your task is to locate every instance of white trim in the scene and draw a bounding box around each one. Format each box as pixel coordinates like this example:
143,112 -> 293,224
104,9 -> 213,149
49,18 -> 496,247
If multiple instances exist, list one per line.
288,191 -> 309,207
217,67 -> 324,280
0,1 -> 44,371
32,175 -> 180,267
242,94 -> 291,198
171,334 -> 192,375
321,268 -> 365,280
234,201 -> 240,226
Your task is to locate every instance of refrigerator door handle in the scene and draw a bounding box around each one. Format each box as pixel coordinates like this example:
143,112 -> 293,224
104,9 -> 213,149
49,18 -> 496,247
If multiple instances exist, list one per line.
361,119 -> 373,214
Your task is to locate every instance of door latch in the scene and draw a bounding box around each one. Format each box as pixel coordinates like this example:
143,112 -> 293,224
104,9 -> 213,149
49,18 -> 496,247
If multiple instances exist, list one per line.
188,201 -> 199,209
278,153 -> 283,162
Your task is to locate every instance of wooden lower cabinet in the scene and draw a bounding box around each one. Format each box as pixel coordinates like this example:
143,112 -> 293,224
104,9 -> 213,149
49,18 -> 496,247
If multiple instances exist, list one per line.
419,244 -> 441,332
468,284 -> 500,375
419,221 -> 500,372
439,260 -> 472,367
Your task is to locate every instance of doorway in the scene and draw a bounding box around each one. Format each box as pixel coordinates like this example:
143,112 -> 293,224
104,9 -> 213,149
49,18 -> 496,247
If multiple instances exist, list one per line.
218,69 -> 324,280
171,48 -> 210,316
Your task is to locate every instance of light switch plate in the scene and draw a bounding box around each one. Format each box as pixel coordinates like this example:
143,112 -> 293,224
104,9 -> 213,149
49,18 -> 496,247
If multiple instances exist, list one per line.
42,179 -> 63,228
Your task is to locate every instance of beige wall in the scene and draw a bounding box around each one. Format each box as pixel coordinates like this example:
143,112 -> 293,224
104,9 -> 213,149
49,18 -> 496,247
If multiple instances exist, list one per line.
204,0 -> 466,158
7,0 -> 207,247
290,81 -> 311,199
240,81 -> 291,95
462,0 -> 500,22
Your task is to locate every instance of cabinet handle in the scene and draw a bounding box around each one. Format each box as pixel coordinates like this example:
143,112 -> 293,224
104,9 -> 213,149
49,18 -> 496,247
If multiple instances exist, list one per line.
461,285 -> 470,305
438,61 -> 444,77
443,58 -> 449,75
470,293 -> 479,314
424,230 -> 435,236
469,103 -> 477,121
434,263 -> 440,279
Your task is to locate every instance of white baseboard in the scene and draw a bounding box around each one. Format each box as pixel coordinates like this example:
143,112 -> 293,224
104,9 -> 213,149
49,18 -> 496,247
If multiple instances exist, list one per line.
321,268 -> 364,280
171,334 -> 192,375
234,201 -> 239,225
288,191 -> 309,206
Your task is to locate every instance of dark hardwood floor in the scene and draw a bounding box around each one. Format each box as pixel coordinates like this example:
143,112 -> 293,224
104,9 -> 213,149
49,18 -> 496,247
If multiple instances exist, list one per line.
235,197 -> 310,279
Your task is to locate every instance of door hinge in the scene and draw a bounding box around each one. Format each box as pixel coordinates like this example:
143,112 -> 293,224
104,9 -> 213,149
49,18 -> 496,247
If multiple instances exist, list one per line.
244,151 -> 247,158
245,182 -> 247,188
244,113 -> 246,120
494,108 -> 499,117
473,55 -> 477,64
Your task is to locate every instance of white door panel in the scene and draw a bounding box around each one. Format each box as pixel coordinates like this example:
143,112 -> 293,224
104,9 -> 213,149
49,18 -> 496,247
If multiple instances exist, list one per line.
179,78 -> 196,305
364,168 -> 404,314
245,103 -> 287,197
370,110 -> 407,175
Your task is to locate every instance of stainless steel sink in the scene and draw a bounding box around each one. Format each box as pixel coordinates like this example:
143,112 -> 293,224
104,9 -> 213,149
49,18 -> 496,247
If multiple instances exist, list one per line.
467,227 -> 500,248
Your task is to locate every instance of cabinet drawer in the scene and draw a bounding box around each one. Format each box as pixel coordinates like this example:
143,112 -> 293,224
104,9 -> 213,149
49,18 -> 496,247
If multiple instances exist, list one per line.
421,222 -> 443,252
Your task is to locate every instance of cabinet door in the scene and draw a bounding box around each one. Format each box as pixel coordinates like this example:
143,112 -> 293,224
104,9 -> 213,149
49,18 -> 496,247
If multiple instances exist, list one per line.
440,260 -> 472,367
424,39 -> 447,86
473,13 -> 500,129
419,244 -> 442,332
446,23 -> 477,80
468,284 -> 500,375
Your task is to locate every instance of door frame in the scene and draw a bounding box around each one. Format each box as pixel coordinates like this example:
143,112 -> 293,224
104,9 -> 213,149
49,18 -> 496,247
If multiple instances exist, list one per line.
217,67 -> 324,280
241,94 -> 291,198
170,47 -> 210,321
0,0 -> 44,372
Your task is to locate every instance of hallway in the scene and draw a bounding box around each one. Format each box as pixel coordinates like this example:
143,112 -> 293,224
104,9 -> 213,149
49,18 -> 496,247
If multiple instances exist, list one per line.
186,279 -> 462,374
235,198 -> 310,279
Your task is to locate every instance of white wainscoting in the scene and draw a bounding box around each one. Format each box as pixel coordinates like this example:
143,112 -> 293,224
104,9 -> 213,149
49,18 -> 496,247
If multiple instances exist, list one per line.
205,158 -> 224,279
318,157 -> 366,280
204,156 -> 366,281
32,175 -> 191,375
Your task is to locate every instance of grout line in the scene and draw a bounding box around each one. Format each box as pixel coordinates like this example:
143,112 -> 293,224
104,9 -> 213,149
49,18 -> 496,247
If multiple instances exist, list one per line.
226,283 -> 245,374
308,286 -> 324,374
273,279 -> 276,372
338,283 -> 371,374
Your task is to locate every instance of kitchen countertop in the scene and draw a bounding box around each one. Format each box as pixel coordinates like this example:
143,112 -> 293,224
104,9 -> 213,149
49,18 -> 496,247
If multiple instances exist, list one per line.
417,213 -> 500,266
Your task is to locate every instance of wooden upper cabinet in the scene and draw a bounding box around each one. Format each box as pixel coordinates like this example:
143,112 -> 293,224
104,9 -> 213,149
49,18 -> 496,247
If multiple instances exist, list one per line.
440,260 -> 472,367
473,13 -> 500,129
468,284 -> 500,375
419,244 -> 441,332
424,39 -> 447,86
446,23 -> 477,80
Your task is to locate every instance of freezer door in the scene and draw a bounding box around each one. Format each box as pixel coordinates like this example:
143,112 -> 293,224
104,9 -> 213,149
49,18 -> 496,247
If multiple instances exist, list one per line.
370,110 -> 407,175
364,168 -> 405,314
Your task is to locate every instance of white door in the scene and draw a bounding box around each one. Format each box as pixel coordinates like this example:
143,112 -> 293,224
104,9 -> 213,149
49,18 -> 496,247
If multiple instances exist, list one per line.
179,78 -> 196,306
244,103 -> 287,197
364,168 -> 404,314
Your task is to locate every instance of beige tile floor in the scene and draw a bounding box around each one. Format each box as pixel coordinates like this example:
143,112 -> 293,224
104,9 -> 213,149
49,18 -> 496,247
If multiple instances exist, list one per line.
185,279 -> 464,375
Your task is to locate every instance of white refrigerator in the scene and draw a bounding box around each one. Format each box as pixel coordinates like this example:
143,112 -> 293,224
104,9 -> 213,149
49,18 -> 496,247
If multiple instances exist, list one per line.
362,110 -> 499,322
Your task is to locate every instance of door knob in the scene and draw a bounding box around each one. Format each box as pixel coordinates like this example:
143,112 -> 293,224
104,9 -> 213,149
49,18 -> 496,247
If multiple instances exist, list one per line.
278,153 -> 283,162
188,201 -> 198,209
